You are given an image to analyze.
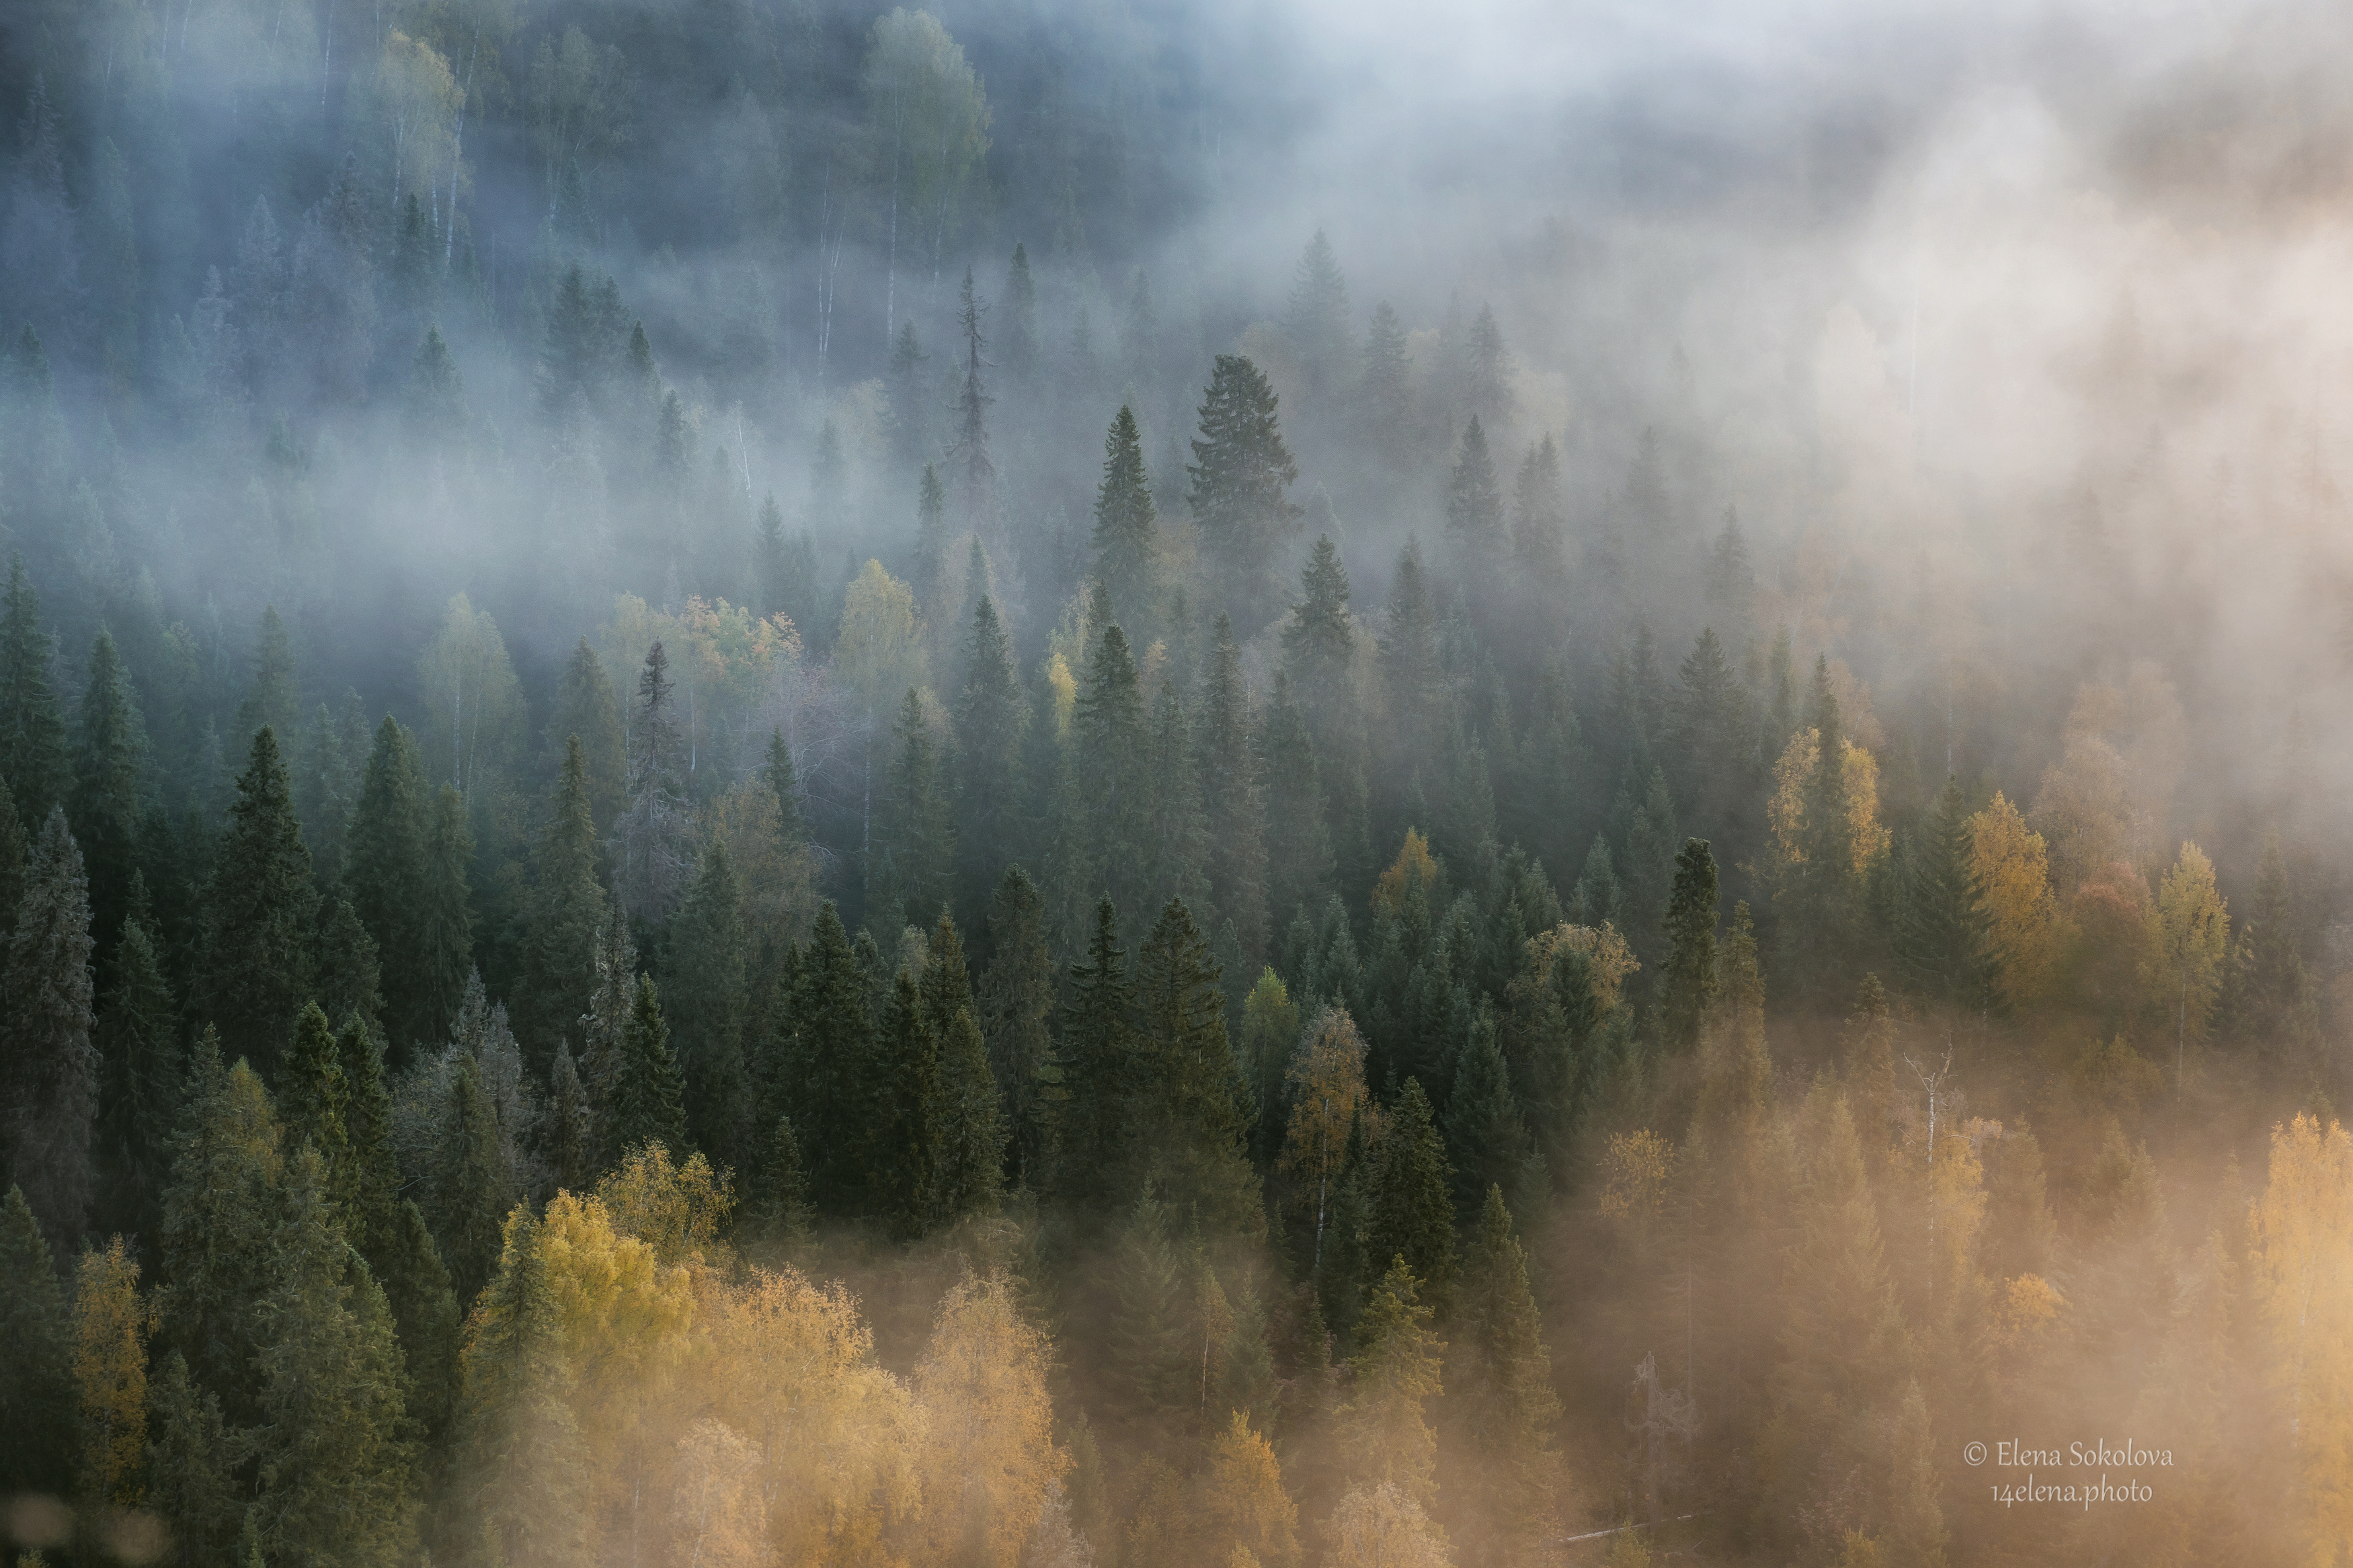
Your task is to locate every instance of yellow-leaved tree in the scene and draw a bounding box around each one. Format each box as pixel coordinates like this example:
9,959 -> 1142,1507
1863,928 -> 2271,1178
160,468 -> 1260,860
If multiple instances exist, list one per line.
1279,1005 -> 1372,1271
912,1270 -> 1064,1568
2252,1114 -> 2353,1564
2147,841 -> 2227,1087
72,1238 -> 149,1508
1967,792 -> 2063,1012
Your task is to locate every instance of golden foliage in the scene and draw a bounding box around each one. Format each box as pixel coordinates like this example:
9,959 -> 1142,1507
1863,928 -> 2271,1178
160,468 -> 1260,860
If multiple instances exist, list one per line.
2253,1114 -> 2353,1565
1522,923 -> 1638,1012
835,560 -> 927,715
1371,828 -> 1441,915
1968,792 -> 2063,1012
595,1143 -> 735,1267
912,1270 -> 1066,1568
1199,1413 -> 1302,1568
1279,1006 -> 1371,1194
1766,725 -> 1888,882
1597,1130 -> 1677,1227
72,1239 -> 149,1507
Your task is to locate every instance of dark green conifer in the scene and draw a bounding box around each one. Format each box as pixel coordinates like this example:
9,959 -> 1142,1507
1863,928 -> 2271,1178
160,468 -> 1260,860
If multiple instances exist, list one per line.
344,717 -> 427,1055
1895,776 -> 1994,1018
1658,837 -> 1720,1054
1187,355 -> 1303,629
417,784 -> 475,1044
1132,897 -> 1261,1239
873,687 -> 953,930
953,597 -> 1023,919
70,629 -> 145,944
316,897 -> 385,1044
793,904 -> 872,1214
337,1012 -> 399,1256
279,1003 -> 350,1204
5,806 -> 98,1239
159,1036 -> 282,1426
670,840 -> 750,1164
430,1054 -> 510,1306
748,1114 -> 812,1241
1444,415 -> 1506,563
608,975 -> 688,1162
145,1350 -> 251,1567
0,554 -> 70,829
1094,405 -> 1160,636
1445,1186 -> 1564,1558
1443,1013 -> 1533,1219
376,1198 -> 460,1437
1200,616 -> 1271,967
980,866 -> 1055,1184
919,914 -> 1004,1229
1260,673 -> 1332,923
1367,1078 -> 1456,1312
518,737 -> 605,1065
0,1186 -> 73,1495
1053,898 -> 1132,1211
548,640 -> 627,832
235,606 -> 300,745
870,968 -> 938,1235
94,895 -> 179,1237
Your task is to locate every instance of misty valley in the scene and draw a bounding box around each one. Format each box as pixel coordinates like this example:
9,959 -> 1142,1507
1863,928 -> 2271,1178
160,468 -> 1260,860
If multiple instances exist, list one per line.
1,1 -> 2350,1566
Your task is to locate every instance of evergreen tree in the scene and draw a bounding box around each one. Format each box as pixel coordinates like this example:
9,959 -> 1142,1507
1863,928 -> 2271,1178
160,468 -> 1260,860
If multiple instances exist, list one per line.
762,726 -> 807,849
1201,615 -> 1271,965
430,1053 -> 511,1305
1359,300 -> 1413,453
549,639 -> 627,831
337,1012 -> 399,1257
1442,1013 -> 1533,1220
405,324 -> 467,441
748,1113 -> 813,1241
545,1043 -> 592,1195
1657,837 -> 1720,1054
1445,1186 -> 1564,1559
252,1146 -> 415,1567
979,866 -> 1055,1184
94,899 -> 178,1237
948,268 -> 996,523
953,595 -> 1023,918
375,1198 -> 460,1438
0,1186 -> 73,1495
1894,776 -> 1993,1018
1053,898 -> 1131,1212
2228,833 -> 2319,1065
5,806 -> 98,1241
1282,536 -> 1357,745
670,839 -> 750,1164
344,716 -> 428,1055
1511,434 -> 1567,587
418,784 -> 475,1044
159,1036 -> 282,1426
0,776 -> 24,944
1142,682 -> 1209,914
1367,1078 -> 1455,1311
1002,243 -> 1037,379
914,462 -> 951,620
616,642 -> 692,919
235,606 -> 300,745
792,903 -> 872,1214
1261,674 -> 1334,925
1444,415 -> 1506,566
1463,302 -> 1515,428
453,1206 -> 591,1568
1378,537 -> 1442,770
70,629 -> 145,945
278,1002 -> 350,1204
1094,405 -> 1160,636
1284,229 -> 1354,400
1188,355 -> 1304,630
871,968 -> 937,1234
1132,897 -> 1262,1239
1337,1255 -> 1445,1503
0,554 -> 69,831
873,686 -> 953,930
1667,626 -> 1752,854
520,735 -> 605,1062
145,1350 -> 251,1568
606,975 -> 687,1163
919,913 -> 1005,1229
1070,624 -> 1152,924
317,896 -> 385,1044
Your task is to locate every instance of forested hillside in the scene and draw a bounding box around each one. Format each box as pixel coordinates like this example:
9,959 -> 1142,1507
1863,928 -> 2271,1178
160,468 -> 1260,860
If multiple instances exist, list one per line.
3,1 -> 2353,1565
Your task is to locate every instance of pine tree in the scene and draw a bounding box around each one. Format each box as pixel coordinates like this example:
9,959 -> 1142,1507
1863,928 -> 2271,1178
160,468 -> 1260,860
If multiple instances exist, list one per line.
874,687 -> 953,930
549,639 -> 627,831
747,1113 -> 812,1241
671,840 -> 750,1164
1142,682 -> 1209,915
1283,536 -> 1357,743
979,866 -> 1056,1185
1201,615 -> 1272,966
2227,834 -> 2317,1065
429,1051 -> 511,1307
1094,405 -> 1161,636
948,268 -> 996,524
94,899 -> 179,1238
1463,302 -> 1515,428
1657,837 -> 1720,1054
1002,243 -> 1037,379
1444,415 -> 1507,566
617,641 -> 692,919
1188,355 -> 1304,630
5,806 -> 98,1241
159,1036 -> 282,1426
919,913 -> 1005,1229
913,461 -> 951,620
871,968 -> 937,1235
604,974 -> 687,1167
1667,626 -> 1752,854
1445,1186 -> 1564,1559
1284,230 -> 1353,401
0,776 -> 25,945
70,630 -> 145,946
1367,1079 -> 1455,1312
418,784 -> 475,1046
1511,434 -> 1567,587
279,1002 -> 350,1202
0,555 -> 69,830
0,1186 -> 73,1495
953,595 -> 1023,919
1133,897 -> 1263,1239
521,736 -> 605,1062
1895,776 -> 1994,1020
252,1146 -> 415,1566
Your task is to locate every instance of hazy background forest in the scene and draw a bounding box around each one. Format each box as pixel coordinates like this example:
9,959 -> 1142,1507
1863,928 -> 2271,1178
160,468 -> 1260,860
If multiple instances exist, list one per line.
4,0 -> 2353,1565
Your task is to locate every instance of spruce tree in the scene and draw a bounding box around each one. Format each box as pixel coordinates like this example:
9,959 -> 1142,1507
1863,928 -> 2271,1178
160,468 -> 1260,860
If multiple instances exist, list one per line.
1367,1078 -> 1455,1312
1070,624 -> 1152,924
0,554 -> 69,830
417,784 -> 475,1044
1895,776 -> 1993,1019
70,629 -> 145,946
548,639 -> 627,831
5,805 -> 99,1241
793,903 -> 872,1214
914,462 -> 951,620
1667,627 -> 1752,855
1142,682 -> 1209,915
980,866 -> 1056,1185
278,1002 -> 350,1206
94,902 -> 179,1238
1443,1014 -> 1533,1220
376,1198 -> 460,1437
337,1012 -> 399,1257
159,1036 -> 282,1426
0,776 -> 24,944
1283,536 -> 1357,744
952,595 -> 1023,919
344,716 -> 427,1055
235,606 -> 300,745
747,1114 -> 812,1241
867,968 -> 939,1235
1511,434 -> 1567,587
2228,833 -> 2319,1065
1359,300 -> 1412,452
919,913 -> 1004,1229
1337,1255 -> 1445,1503
1002,242 -> 1037,378
1443,415 -> 1506,565
0,1186 -> 73,1495
316,895 -> 385,1044
545,1043 -> 592,1195
1284,229 -> 1353,400
608,975 -> 687,1161
430,1053 -> 511,1305
1053,898 -> 1132,1212
1094,405 -> 1160,636
1187,354 -> 1304,630
1261,673 -> 1332,924
521,735 -> 605,1062
873,687 -> 953,930
670,839 -> 750,1164
145,1351 -> 249,1567
252,1146 -> 415,1566
1657,837 -> 1720,1054
1199,615 -> 1271,969
1132,897 -> 1262,1239
452,1207 -> 592,1568
1445,1186 -> 1564,1559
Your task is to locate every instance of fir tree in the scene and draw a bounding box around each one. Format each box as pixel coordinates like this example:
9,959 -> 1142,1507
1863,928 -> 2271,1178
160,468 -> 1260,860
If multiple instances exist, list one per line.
376,1198 -> 460,1438
405,324 -> 467,442
1188,355 -> 1304,630
1511,434 -> 1567,587
606,974 -> 688,1165
874,686 -> 953,930
1132,897 -> 1262,1239
0,554 -> 69,830
5,806 -> 98,1241
1445,1186 -> 1564,1559
453,1206 -> 592,1568
1282,536 -> 1357,745
430,1052 -> 511,1306
0,1186 -> 74,1495
948,268 -> 995,523
1668,626 -> 1752,854
670,839 -> 750,1164
616,641 -> 691,919
793,903 -> 872,1214
1657,837 -> 1720,1054
545,1044 -> 592,1195
1094,405 -> 1161,636
1070,624 -> 1152,925
1360,300 -> 1413,452
1284,229 -> 1353,400
953,595 -> 1023,919
0,776 -> 24,944
1367,1078 -> 1455,1312
871,968 -> 937,1234
1338,1255 -> 1445,1503
278,1002 -> 350,1202
919,913 -> 1004,1229
914,462 -> 951,618
1443,1013 -> 1533,1220
748,1113 -> 813,1241
1142,682 -> 1209,915
1463,302 -> 1515,428
145,1350 -> 251,1568
317,897 -> 384,1046
159,1036 -> 282,1426
235,606 -> 301,747
1053,898 -> 1132,1212
980,866 -> 1056,1184
418,783 -> 475,1046
1002,244 -> 1038,380
1261,673 -> 1333,924
549,639 -> 627,831
337,1011 -> 399,1257
2228,833 -> 2319,1065
1894,776 -> 1993,1019
521,736 -> 605,1062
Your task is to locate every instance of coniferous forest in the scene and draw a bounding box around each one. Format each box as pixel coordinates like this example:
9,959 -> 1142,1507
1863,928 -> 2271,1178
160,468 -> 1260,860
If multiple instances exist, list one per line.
3,1 -> 2353,1565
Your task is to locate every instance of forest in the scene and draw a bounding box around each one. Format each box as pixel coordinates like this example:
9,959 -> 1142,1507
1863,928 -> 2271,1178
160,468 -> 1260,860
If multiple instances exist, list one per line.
1,0 -> 2352,1565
